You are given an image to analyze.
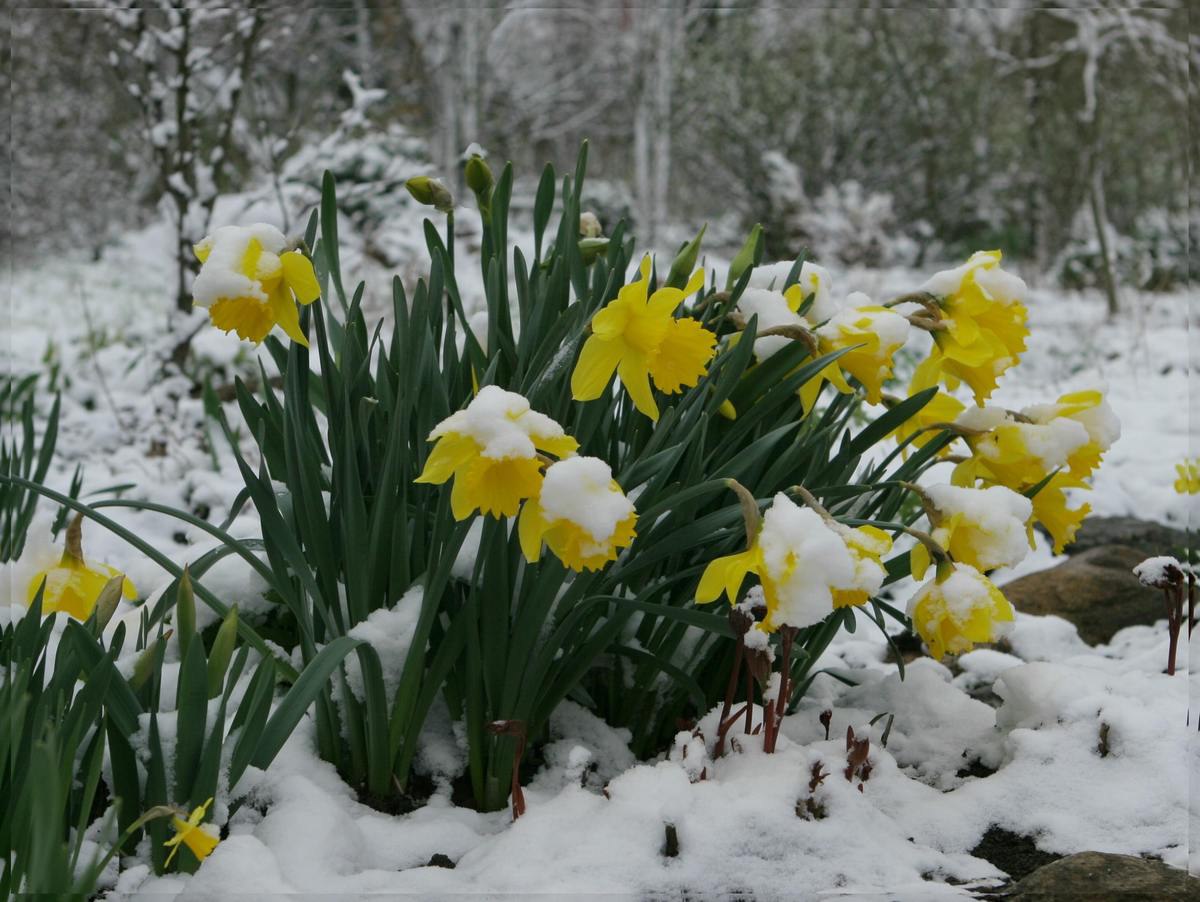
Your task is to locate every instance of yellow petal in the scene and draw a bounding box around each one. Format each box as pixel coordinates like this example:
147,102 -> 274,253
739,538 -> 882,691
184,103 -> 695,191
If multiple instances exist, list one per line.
518,499 -> 548,563
281,251 -> 321,304
646,318 -> 716,394
415,433 -> 479,485
268,286 -> 308,347
910,542 -> 931,582
239,237 -> 264,280
618,354 -> 659,420
571,336 -> 624,401
209,297 -> 274,344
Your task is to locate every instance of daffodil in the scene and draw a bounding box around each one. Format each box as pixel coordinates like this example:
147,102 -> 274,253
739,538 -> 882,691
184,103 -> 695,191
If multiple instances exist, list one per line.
697,493 -> 866,631
919,251 -> 1029,404
571,257 -> 716,420
831,525 -> 893,608
910,483 -> 1032,580
812,300 -> 910,405
951,406 -> 1089,491
890,357 -> 967,451
1022,390 -> 1120,479
519,457 -> 636,571
26,517 -> 135,620
1175,458 -> 1200,495
415,386 -> 577,520
192,224 -> 321,346
735,285 -> 809,360
1028,471 -> 1091,553
164,798 -> 219,867
907,562 -> 1014,660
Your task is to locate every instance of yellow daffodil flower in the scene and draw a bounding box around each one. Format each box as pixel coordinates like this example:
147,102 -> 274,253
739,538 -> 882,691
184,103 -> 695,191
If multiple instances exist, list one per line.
571,257 -> 716,420
519,457 -> 636,571
812,301 -> 910,405
1175,458 -> 1200,495
909,483 -> 1032,580
192,224 -> 321,346
697,493 -> 875,631
890,358 -> 968,452
831,525 -> 893,608
164,798 -> 219,867
951,406 -> 1089,491
415,386 -> 577,520
919,251 -> 1029,404
907,562 -> 1014,660
1022,390 -> 1120,479
26,516 -> 135,619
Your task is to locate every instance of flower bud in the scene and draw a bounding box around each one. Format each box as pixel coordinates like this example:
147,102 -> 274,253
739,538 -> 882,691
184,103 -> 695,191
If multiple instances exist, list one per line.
726,223 -> 763,289
176,566 -> 196,661
207,605 -> 239,698
464,155 -> 494,198
579,211 -> 602,239
405,176 -> 454,214
665,224 -> 706,291
578,237 -> 609,265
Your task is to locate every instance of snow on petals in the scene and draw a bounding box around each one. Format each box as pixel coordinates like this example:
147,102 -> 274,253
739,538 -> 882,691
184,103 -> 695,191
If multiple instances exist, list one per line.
519,456 -> 636,572
919,250 -> 1029,404
571,256 -> 716,421
415,386 -> 578,520
192,223 -> 321,346
910,483 -> 1032,580
814,297 -> 910,405
907,562 -> 1014,660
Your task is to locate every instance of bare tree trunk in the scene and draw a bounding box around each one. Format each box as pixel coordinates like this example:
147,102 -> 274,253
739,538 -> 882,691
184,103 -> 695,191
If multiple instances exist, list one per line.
352,0 -> 373,87
1089,157 -> 1120,318
632,1 -> 679,245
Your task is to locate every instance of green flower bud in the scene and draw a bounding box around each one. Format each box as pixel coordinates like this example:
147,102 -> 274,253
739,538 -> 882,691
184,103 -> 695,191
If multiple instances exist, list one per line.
207,605 -> 238,698
176,566 -> 195,661
579,237 -> 610,265
665,224 -> 706,290
726,223 -> 763,289
579,211 -> 602,239
405,176 -> 454,214
464,155 -> 494,199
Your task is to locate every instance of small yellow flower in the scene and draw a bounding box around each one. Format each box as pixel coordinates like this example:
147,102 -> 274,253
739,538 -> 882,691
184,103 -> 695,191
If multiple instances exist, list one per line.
192,224 -> 321,346
920,251 -> 1029,404
909,483 -> 1032,580
907,562 -> 1014,660
26,517 -> 135,620
164,798 -> 219,867
415,386 -> 577,520
812,301 -> 910,405
1175,458 -> 1200,495
831,525 -> 893,608
519,457 -> 636,571
571,257 -> 716,420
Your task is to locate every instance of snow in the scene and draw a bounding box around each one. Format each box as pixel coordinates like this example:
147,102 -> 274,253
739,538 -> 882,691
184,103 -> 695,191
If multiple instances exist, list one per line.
538,456 -> 634,545
1133,555 -> 1183,588
734,286 -> 805,359
922,250 -> 1027,306
342,585 -> 424,703
428,385 -> 568,460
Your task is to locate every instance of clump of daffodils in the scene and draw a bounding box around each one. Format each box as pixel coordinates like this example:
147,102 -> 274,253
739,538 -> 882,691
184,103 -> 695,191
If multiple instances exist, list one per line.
192,224 -> 321,345
572,257 -> 716,421
415,386 -> 578,520
26,515 -> 135,620
520,457 -> 637,572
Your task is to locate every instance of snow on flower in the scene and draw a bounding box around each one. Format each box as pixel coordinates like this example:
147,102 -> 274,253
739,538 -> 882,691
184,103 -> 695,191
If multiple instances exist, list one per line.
696,493 -> 872,631
734,286 -> 808,360
1022,389 -> 1120,478
519,456 -> 637,572
795,261 -> 839,322
571,256 -> 716,420
830,524 -> 892,608
906,562 -> 1014,660
910,483 -> 1032,580
192,223 -> 321,345
812,296 -> 910,405
1133,555 -> 1184,589
164,798 -> 220,867
952,405 -> 1091,489
917,250 -> 1029,404
415,386 -> 578,520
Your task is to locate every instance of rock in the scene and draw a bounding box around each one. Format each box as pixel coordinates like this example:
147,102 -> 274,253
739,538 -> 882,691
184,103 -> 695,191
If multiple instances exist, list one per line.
1002,545 -> 1163,646
1009,851 -> 1200,900
1066,516 -> 1192,558
971,827 -> 1061,882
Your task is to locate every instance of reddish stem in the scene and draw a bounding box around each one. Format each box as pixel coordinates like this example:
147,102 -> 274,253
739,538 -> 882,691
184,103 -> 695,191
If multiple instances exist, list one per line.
715,638 -> 745,758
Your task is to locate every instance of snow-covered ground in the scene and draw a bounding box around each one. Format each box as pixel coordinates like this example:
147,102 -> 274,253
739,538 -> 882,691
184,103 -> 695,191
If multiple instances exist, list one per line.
2,207 -> 1196,898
